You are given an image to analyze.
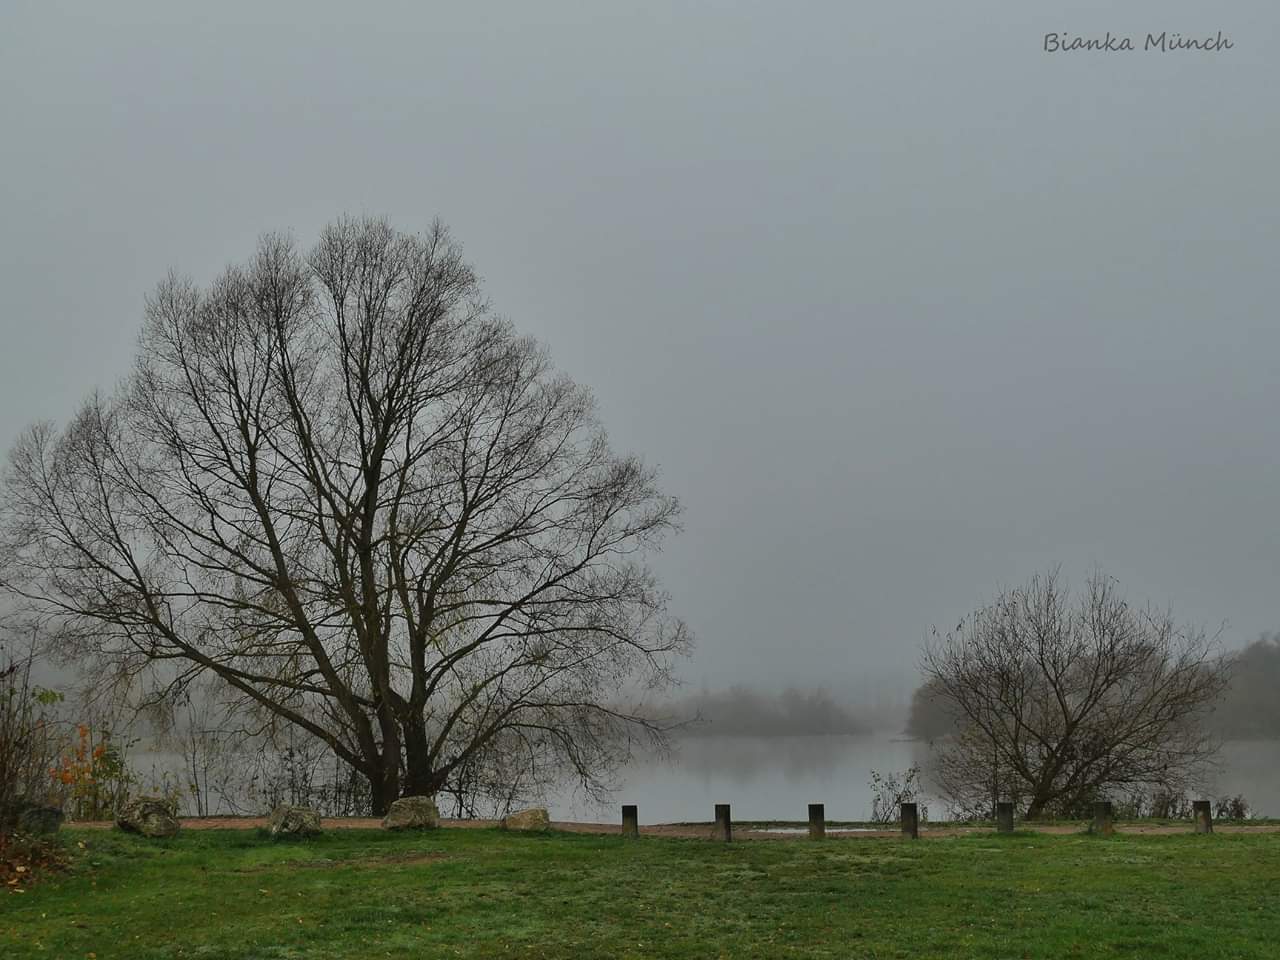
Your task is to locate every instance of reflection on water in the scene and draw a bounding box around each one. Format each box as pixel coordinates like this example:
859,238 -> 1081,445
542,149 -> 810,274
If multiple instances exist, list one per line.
549,735 -> 1280,824
550,733 -> 922,823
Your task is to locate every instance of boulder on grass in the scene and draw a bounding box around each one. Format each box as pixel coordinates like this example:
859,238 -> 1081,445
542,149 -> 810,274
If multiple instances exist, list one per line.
500,807 -> 550,832
116,796 -> 180,838
1,799 -> 65,835
382,796 -> 439,831
17,804 -> 65,835
267,804 -> 322,838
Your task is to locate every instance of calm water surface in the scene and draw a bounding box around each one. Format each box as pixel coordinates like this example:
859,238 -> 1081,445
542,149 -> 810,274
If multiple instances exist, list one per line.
548,735 -> 1280,824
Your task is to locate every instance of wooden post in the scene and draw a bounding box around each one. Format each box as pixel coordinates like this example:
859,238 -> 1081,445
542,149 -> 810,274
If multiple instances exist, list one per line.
1091,800 -> 1114,836
901,802 -> 919,839
996,801 -> 1014,834
621,804 -> 639,839
714,803 -> 732,843
1193,800 -> 1213,834
808,803 -> 825,840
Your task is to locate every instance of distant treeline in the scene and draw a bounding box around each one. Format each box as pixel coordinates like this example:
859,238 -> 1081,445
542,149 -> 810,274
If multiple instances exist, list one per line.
906,633 -> 1280,741
1212,634 -> 1280,738
661,686 -> 890,737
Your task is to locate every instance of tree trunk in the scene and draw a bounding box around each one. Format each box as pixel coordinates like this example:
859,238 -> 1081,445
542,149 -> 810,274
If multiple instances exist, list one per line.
403,722 -> 449,797
404,765 -> 449,797
368,778 -> 388,817
368,752 -> 401,817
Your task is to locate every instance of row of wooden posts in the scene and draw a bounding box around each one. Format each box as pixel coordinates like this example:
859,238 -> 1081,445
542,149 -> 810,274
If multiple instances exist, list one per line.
617,799 -> 1218,840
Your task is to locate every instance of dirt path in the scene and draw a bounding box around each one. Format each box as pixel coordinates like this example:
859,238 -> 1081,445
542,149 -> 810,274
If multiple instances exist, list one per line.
66,817 -> 1280,840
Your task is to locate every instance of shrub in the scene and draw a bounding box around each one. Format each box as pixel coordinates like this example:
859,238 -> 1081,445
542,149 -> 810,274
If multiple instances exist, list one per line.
868,765 -> 928,824
48,723 -> 135,821
0,639 -> 63,833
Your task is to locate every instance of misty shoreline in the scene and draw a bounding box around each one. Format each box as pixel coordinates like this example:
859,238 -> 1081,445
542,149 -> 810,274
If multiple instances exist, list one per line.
650,685 -> 905,739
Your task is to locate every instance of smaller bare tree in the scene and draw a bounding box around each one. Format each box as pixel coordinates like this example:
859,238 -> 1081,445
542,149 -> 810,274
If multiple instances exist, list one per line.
921,570 -> 1229,820
868,765 -> 927,824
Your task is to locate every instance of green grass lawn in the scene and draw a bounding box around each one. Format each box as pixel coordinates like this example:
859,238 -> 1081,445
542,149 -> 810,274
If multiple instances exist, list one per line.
2,827 -> 1278,959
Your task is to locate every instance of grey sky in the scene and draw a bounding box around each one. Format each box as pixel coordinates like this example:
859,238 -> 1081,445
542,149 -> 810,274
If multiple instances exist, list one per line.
2,0 -> 1277,701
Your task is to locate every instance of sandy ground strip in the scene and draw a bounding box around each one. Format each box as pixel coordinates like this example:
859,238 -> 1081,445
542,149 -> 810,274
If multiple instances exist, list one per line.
65,817 -> 1280,840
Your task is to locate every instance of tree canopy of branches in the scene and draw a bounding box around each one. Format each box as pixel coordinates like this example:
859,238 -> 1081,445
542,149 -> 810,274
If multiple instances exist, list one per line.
920,570 -> 1227,820
1,217 -> 689,814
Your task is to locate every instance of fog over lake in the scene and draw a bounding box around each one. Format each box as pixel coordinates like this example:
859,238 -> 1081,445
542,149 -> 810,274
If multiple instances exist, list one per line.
5,0 -> 1279,711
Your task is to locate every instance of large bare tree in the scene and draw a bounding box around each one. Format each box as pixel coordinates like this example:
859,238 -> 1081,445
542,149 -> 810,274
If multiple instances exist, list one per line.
921,570 -> 1227,820
1,217 -> 689,814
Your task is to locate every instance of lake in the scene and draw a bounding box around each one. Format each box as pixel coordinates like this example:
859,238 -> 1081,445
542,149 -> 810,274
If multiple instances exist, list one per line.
133,734 -> 1280,821
547,734 -> 1280,824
